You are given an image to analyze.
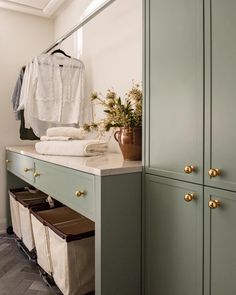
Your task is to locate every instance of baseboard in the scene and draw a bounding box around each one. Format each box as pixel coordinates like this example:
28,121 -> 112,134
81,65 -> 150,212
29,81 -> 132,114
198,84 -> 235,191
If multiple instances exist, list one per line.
0,219 -> 6,234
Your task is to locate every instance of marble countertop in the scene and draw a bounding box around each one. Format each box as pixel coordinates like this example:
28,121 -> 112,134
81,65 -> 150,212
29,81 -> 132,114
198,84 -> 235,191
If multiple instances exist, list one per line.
6,145 -> 142,176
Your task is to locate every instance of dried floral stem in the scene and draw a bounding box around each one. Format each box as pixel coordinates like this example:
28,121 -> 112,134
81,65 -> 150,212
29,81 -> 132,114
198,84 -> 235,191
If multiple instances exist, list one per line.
83,82 -> 142,134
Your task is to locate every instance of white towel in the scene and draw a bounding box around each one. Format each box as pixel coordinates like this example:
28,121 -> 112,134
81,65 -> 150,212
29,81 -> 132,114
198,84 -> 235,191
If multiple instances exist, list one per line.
46,127 -> 86,139
40,136 -> 73,141
35,140 -> 108,156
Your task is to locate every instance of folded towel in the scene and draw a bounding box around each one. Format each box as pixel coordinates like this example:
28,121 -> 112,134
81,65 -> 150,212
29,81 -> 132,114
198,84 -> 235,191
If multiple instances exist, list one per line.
40,136 -> 73,141
46,127 -> 85,139
35,140 -> 108,156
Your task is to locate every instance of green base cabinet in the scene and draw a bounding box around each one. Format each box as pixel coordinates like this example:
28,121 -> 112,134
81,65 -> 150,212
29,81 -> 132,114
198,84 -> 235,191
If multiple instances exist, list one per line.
204,187 -> 236,295
145,175 -> 203,295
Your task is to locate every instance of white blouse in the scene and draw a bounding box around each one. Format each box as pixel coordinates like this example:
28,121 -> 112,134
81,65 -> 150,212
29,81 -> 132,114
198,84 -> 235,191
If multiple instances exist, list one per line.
18,54 -> 92,136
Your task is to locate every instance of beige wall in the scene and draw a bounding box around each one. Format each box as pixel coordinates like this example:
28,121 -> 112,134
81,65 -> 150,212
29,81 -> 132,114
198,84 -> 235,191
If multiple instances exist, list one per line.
0,8 -> 54,232
54,0 -> 143,151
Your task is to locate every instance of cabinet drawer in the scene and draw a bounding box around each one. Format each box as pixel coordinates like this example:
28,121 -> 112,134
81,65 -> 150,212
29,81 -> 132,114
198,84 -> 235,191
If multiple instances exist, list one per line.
34,159 -> 95,221
6,151 -> 34,183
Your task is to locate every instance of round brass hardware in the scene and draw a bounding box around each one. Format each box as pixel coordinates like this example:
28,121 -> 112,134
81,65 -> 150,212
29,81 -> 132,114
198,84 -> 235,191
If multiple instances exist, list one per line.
5,160 -> 11,164
75,190 -> 86,198
184,193 -> 194,202
24,168 -> 31,172
208,168 -> 220,178
208,199 -> 221,209
33,172 -> 40,178
184,166 -> 195,174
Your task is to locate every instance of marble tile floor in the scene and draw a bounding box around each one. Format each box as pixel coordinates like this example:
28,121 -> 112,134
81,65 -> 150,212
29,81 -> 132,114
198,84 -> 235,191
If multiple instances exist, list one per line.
0,234 -> 54,295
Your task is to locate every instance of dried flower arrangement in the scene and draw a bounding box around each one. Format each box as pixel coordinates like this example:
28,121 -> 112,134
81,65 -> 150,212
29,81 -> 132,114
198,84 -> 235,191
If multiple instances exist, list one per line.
83,82 -> 142,133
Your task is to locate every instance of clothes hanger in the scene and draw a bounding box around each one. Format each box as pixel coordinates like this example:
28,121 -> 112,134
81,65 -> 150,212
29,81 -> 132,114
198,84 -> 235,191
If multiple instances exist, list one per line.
51,48 -> 71,58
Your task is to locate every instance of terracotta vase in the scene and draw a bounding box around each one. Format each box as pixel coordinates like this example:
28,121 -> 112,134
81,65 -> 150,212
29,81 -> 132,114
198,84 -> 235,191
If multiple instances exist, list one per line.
114,127 -> 142,161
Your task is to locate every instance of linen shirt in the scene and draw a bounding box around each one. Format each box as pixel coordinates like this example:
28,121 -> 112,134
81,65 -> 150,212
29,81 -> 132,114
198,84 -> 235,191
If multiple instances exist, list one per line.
18,54 -> 92,136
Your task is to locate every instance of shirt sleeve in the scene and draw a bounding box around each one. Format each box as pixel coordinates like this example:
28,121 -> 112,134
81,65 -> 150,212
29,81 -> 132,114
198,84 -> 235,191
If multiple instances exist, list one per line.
11,67 -> 25,120
17,64 -> 30,111
19,58 -> 38,128
78,63 -> 94,126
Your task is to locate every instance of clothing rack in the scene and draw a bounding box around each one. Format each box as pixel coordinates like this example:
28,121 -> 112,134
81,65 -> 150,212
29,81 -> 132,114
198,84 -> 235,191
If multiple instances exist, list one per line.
43,0 -> 116,54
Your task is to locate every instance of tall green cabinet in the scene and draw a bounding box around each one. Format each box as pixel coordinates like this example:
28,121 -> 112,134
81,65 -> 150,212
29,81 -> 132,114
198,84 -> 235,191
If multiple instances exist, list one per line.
144,0 -> 236,294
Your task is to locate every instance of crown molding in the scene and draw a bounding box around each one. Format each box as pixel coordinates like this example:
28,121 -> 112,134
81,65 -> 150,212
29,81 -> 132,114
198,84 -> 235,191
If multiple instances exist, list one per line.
0,0 -> 64,18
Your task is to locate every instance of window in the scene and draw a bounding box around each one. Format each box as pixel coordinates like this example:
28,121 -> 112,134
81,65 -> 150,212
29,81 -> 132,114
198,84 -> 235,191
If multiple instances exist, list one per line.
75,0 -> 108,58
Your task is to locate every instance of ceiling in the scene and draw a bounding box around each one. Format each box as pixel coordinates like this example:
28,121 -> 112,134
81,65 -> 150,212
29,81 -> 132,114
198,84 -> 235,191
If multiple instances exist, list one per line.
0,0 -> 65,17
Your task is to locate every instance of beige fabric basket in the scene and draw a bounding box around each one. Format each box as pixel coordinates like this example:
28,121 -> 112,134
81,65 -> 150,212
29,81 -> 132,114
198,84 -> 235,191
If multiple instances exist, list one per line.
31,207 -> 95,295
9,188 -> 60,252
48,220 -> 95,295
31,214 -> 52,273
9,193 -> 22,239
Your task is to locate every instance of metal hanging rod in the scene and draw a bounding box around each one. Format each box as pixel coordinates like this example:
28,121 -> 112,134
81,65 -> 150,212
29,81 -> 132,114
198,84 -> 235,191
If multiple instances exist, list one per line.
43,0 -> 117,54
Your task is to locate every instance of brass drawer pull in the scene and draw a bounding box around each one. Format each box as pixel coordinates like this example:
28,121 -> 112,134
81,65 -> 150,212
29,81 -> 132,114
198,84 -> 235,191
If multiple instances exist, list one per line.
208,168 -> 220,178
184,193 -> 194,202
34,172 -> 40,178
75,190 -> 86,198
24,168 -> 32,172
184,165 -> 195,174
208,199 -> 221,209
6,159 -> 11,164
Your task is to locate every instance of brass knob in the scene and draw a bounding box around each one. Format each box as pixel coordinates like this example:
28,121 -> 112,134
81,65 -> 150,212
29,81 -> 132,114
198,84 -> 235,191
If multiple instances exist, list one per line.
184,193 -> 194,202
33,172 -> 40,178
75,190 -> 86,198
184,165 -> 195,174
24,168 -> 32,172
208,168 -> 220,178
6,159 -> 11,164
208,199 -> 221,209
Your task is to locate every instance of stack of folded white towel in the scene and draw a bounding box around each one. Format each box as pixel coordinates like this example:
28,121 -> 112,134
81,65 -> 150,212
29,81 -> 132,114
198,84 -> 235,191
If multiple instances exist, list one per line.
35,127 -> 108,156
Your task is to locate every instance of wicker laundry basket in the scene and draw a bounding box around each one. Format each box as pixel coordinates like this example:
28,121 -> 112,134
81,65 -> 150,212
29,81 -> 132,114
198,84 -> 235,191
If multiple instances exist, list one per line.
31,206 -> 95,295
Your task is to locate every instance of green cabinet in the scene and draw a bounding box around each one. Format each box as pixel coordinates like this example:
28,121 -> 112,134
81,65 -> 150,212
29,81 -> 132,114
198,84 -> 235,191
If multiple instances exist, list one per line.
145,0 -> 204,184
204,187 -> 236,295
144,0 -> 236,294
204,0 -> 236,192
6,149 -> 142,295
146,0 -> 236,189
145,175 -> 203,295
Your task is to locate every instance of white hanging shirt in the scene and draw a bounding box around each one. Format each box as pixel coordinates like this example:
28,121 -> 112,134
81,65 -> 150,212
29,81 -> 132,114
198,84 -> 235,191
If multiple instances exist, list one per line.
18,54 -> 92,136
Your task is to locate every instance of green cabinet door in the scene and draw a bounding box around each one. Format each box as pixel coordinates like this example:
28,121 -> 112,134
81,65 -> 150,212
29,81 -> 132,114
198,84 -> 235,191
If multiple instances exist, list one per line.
205,0 -> 236,191
145,174 -> 203,295
204,187 -> 236,295
145,0 -> 204,184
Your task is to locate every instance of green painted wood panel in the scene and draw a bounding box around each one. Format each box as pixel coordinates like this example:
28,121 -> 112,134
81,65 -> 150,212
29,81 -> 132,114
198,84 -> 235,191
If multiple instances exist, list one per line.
145,0 -> 204,184
95,173 -> 141,295
205,0 -> 236,191
204,187 -> 236,295
145,174 -> 203,295
34,159 -> 95,221
6,151 -> 34,184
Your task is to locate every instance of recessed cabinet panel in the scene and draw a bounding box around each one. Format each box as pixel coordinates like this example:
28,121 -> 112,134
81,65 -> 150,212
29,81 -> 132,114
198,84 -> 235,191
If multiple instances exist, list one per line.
205,0 -> 236,191
145,174 -> 203,295
6,151 -> 34,184
34,160 -> 95,221
204,187 -> 236,295
145,0 -> 204,184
